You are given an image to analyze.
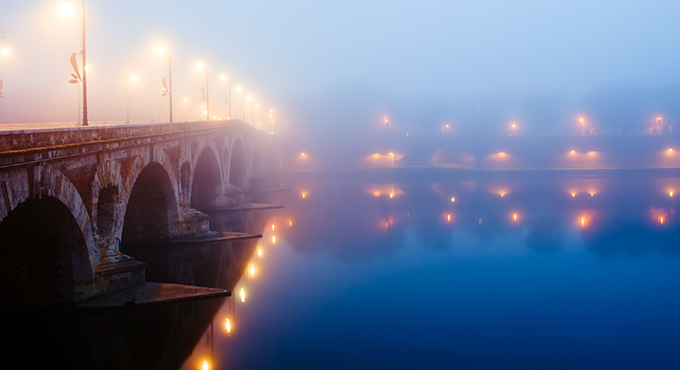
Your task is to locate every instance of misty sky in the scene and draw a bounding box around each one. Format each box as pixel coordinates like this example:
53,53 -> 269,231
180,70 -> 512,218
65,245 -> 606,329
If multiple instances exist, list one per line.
1,0 -> 680,127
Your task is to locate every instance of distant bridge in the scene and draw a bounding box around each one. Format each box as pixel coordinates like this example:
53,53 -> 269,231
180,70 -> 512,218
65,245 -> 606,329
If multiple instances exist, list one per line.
0,121 -> 276,304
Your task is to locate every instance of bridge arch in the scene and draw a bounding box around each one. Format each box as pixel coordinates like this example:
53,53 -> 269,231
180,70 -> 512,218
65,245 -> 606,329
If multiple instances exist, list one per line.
229,138 -> 248,190
0,165 -> 100,269
0,196 -> 94,303
121,162 -> 179,245
190,147 -> 223,211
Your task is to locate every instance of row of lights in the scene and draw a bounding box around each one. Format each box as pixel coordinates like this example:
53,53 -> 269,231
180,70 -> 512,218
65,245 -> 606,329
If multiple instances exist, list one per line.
440,210 -> 668,228
387,116 -> 669,134
6,2 -> 277,127
205,218 -> 293,370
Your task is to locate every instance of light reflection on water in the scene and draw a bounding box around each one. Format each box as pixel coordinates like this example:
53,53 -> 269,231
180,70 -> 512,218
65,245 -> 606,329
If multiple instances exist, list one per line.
5,170 -> 680,369
194,170 -> 680,369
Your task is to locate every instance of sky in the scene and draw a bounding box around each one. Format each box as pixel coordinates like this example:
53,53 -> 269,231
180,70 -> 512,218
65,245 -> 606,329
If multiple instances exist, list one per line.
1,0 -> 680,131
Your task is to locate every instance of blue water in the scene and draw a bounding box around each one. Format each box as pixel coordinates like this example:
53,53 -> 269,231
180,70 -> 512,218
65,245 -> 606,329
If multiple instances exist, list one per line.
184,171 -> 680,369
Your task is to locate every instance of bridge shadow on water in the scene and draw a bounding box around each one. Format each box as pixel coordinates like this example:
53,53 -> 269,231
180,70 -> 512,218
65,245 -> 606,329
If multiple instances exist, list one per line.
0,206 -> 272,370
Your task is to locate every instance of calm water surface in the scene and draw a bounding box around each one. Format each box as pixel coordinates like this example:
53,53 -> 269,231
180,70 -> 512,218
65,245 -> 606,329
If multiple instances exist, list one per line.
6,170 -> 680,369
182,170 -> 680,369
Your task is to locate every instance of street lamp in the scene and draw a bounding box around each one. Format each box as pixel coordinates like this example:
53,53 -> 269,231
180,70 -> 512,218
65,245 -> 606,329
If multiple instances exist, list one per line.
157,35 -> 173,122
254,103 -> 259,128
66,0 -> 88,126
236,85 -> 244,121
197,62 -> 209,120
0,36 -> 7,99
0,36 -> 8,57
221,74 -> 231,120
127,75 -> 137,124
246,96 -> 252,125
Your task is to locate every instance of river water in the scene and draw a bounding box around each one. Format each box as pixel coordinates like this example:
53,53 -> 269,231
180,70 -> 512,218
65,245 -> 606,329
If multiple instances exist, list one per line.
6,169 -> 680,369
182,169 -> 680,369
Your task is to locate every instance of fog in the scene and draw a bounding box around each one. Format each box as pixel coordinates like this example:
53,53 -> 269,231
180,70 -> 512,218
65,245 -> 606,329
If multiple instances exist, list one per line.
2,1 -> 680,166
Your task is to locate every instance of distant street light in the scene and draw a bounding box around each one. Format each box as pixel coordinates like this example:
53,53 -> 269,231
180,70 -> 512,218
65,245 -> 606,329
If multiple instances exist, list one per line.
157,35 -> 173,122
127,75 -> 137,124
0,36 -> 8,56
197,62 -> 209,120
221,74 -> 231,119
236,86 -> 244,121
254,103 -> 259,128
246,96 -> 252,125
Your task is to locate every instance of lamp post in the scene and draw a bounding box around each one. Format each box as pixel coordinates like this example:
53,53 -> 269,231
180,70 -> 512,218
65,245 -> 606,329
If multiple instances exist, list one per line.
246,96 -> 252,125
221,74 -> 231,120
59,1 -> 87,125
236,86 -> 244,121
158,35 -> 173,122
0,36 -> 7,99
127,75 -> 137,124
197,62 -> 209,120
78,0 -> 88,126
64,0 -> 89,125
254,103 -> 258,128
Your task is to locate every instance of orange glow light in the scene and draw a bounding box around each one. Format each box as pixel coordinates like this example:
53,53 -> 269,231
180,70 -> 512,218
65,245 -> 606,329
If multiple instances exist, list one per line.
451,197 -> 455,202
59,2 -> 76,17
513,213 -> 518,221
225,318 -> 232,334
271,224 -> 275,231
651,209 -> 669,225
367,184 -> 402,198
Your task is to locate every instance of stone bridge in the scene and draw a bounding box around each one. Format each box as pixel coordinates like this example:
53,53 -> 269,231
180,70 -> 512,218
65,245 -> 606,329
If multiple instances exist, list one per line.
0,121 -> 277,305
